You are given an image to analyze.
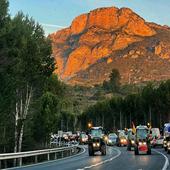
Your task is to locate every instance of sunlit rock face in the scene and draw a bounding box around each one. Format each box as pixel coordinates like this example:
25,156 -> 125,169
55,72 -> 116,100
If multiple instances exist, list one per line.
50,7 -> 170,86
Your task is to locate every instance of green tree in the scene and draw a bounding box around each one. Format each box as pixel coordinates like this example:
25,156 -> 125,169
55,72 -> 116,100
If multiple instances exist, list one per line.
109,69 -> 121,92
6,12 -> 55,154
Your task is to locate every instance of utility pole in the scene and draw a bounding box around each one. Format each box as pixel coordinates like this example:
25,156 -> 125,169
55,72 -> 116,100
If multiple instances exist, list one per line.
120,111 -> 122,129
149,106 -> 152,125
129,113 -> 132,127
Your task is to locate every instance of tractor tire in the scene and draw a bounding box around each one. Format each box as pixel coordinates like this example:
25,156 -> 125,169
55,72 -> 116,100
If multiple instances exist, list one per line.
101,145 -> 106,155
164,147 -> 167,151
88,145 -> 94,156
135,146 -> 139,155
127,144 -> 131,151
147,147 -> 151,155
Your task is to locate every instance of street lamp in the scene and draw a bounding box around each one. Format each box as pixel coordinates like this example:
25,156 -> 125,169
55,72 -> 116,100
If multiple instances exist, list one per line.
88,122 -> 92,128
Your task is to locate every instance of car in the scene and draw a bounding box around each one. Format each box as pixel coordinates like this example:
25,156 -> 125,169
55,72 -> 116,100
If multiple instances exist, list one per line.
87,126 -> 107,156
107,133 -> 118,146
150,128 -> 163,148
134,125 -> 151,155
151,136 -> 164,148
127,129 -> 135,151
79,133 -> 88,144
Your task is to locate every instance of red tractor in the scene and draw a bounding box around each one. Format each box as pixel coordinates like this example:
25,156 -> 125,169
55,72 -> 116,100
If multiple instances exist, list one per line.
134,125 -> 151,155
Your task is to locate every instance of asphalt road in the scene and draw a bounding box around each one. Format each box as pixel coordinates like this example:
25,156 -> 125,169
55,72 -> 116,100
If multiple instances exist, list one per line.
13,146 -> 169,170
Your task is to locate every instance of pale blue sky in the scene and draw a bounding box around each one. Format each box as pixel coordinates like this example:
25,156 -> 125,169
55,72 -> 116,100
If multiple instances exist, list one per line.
9,0 -> 170,35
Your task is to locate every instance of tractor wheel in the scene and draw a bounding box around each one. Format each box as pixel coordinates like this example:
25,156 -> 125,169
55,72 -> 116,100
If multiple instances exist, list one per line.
88,145 -> 94,156
135,146 -> 139,155
101,145 -> 106,155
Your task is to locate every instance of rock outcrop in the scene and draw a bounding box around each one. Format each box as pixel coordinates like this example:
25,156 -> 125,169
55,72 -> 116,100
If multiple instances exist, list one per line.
50,6 -> 170,86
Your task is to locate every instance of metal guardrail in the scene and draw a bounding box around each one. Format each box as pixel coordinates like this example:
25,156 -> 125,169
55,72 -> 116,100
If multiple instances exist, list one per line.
0,144 -> 79,169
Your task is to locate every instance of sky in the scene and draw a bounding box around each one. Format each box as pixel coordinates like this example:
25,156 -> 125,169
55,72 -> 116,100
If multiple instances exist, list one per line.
9,0 -> 170,35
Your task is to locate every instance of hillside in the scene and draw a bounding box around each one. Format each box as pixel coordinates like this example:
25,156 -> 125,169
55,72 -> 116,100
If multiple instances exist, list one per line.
50,7 -> 170,86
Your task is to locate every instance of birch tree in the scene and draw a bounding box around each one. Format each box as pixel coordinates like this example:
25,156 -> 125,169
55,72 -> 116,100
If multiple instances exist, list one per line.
8,13 -> 55,155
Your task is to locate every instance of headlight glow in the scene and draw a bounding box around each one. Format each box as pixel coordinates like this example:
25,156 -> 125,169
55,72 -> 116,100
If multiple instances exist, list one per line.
93,143 -> 96,147
143,142 -> 146,145
139,142 -> 142,145
131,140 -> 135,144
97,143 -> 100,147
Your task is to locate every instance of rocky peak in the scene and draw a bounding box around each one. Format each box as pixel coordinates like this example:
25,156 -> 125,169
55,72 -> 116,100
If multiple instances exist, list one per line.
69,7 -> 155,36
50,6 -> 170,85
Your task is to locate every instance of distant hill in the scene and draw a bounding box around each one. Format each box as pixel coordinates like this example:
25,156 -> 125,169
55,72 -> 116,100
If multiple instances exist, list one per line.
50,7 -> 170,86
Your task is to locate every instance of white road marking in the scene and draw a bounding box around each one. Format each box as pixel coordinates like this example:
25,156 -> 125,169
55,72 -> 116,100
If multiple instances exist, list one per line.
153,149 -> 169,170
76,148 -> 121,170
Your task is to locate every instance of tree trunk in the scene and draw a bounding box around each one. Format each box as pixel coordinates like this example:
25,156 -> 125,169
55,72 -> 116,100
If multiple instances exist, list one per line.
14,101 -> 19,166
3,127 -> 7,168
18,85 -> 32,153
14,84 -> 32,158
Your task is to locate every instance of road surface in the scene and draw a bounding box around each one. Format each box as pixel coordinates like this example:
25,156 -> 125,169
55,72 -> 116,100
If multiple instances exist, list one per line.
13,146 -> 169,170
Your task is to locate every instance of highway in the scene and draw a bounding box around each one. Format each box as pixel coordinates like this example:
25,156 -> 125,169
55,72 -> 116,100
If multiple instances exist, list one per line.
13,146 -> 169,170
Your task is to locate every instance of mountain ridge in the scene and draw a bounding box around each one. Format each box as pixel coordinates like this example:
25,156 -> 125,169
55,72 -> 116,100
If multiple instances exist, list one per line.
50,6 -> 170,86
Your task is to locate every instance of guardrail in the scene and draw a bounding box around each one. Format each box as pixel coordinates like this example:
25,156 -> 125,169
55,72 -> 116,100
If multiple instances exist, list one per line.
0,144 -> 80,169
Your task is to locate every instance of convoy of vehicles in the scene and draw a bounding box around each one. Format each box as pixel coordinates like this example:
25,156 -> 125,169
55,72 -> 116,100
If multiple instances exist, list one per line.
134,125 -> 151,155
87,127 -> 107,156
52,122 -> 170,157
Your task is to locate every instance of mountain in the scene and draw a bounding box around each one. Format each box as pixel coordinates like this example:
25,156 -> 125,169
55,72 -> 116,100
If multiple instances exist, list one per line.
50,7 -> 170,86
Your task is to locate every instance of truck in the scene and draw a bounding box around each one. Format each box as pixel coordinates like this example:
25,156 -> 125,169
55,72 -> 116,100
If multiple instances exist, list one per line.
134,125 -> 151,155
87,126 -> 107,156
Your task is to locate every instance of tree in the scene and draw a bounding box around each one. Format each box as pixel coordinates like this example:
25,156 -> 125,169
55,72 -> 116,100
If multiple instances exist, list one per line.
109,69 -> 121,92
6,12 -> 55,155
33,92 -> 59,146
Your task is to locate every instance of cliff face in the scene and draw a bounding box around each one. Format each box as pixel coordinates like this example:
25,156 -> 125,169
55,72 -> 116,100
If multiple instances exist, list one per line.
50,7 -> 170,86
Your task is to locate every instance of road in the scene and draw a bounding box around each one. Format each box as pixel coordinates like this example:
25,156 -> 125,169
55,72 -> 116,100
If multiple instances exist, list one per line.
13,146 -> 169,170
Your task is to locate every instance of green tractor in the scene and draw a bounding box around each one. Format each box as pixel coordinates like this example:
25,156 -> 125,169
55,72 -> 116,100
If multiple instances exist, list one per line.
87,127 -> 107,156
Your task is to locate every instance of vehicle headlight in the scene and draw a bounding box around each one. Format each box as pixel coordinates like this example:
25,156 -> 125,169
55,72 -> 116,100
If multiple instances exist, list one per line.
131,140 -> 135,144
93,143 -> 96,147
97,143 -> 100,147
139,142 -> 142,145
121,139 -> 124,142
164,141 -> 167,144
108,139 -> 112,143
143,142 -> 146,145
82,138 -> 85,141
104,136 -> 108,141
123,139 -> 126,142
167,142 -> 170,147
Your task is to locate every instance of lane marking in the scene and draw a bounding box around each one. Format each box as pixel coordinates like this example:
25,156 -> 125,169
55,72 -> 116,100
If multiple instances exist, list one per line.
8,146 -> 86,170
153,149 -> 169,170
76,147 -> 121,170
